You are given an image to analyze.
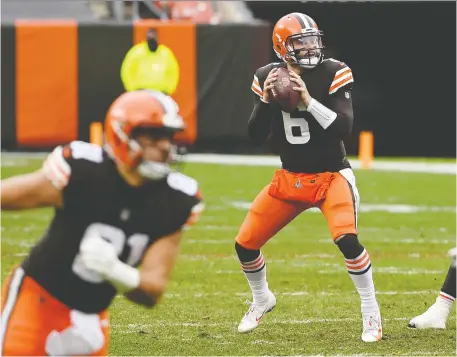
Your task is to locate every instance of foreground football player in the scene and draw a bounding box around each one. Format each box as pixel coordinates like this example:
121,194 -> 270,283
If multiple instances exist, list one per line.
0,90 -> 204,356
408,248 -> 456,329
235,13 -> 382,342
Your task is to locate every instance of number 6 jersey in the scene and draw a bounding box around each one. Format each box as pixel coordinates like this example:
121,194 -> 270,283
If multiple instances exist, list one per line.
21,141 -> 204,313
249,59 -> 354,173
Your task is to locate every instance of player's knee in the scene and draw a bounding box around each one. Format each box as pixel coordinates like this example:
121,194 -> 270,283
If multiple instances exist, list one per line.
45,326 -> 105,356
235,242 -> 261,263
335,233 -> 364,259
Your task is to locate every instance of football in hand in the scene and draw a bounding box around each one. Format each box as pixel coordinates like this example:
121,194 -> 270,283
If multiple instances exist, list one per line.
270,67 -> 301,113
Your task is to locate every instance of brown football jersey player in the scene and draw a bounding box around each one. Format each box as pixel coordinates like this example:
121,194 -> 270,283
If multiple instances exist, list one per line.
1,90 -> 204,356
235,12 -> 382,343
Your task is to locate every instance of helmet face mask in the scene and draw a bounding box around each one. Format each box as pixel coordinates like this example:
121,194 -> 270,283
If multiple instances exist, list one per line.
131,126 -> 184,181
285,31 -> 324,68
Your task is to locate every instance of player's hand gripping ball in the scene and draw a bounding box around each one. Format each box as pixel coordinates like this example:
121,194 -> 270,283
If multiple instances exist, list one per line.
270,67 -> 301,113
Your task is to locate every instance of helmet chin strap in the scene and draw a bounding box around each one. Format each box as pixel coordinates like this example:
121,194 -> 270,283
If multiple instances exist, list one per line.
298,57 -> 320,68
296,50 -> 323,69
138,161 -> 171,180
128,137 -> 172,181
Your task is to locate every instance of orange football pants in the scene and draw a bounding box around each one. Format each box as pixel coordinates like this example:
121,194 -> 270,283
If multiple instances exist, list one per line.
236,169 -> 358,250
1,267 -> 109,356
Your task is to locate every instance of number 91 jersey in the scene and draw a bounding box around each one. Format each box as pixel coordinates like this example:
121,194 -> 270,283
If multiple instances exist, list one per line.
21,141 -> 204,314
251,59 -> 354,173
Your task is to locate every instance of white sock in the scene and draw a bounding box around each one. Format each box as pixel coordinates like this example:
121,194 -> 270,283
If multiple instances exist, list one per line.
240,253 -> 269,305
435,292 -> 455,318
345,248 -> 379,314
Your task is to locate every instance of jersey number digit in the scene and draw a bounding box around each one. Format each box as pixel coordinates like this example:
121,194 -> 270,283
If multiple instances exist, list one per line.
72,223 -> 149,283
282,106 -> 311,144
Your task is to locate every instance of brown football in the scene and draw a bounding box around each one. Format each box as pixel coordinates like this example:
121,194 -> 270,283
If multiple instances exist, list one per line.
270,67 -> 301,113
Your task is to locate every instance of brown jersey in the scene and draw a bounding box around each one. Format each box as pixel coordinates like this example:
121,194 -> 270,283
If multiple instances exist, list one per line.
21,141 -> 203,313
248,59 -> 354,173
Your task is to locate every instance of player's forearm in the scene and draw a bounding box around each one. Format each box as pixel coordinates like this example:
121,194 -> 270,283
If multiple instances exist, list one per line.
248,101 -> 272,144
1,174 -> 60,210
137,268 -> 168,302
1,179 -> 28,210
124,270 -> 167,308
307,98 -> 353,139
104,260 -> 168,308
327,113 -> 353,139
124,288 -> 157,308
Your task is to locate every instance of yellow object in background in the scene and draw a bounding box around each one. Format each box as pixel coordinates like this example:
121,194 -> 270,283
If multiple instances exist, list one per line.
120,42 -> 180,95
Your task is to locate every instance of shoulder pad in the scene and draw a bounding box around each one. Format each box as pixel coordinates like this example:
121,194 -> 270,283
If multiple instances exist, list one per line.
323,57 -> 346,65
167,172 -> 199,197
42,141 -> 103,190
323,59 -> 354,94
66,141 -> 104,163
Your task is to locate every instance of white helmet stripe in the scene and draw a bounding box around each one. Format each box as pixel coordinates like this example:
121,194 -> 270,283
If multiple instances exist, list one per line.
145,90 -> 184,129
305,14 -> 316,28
297,13 -> 312,28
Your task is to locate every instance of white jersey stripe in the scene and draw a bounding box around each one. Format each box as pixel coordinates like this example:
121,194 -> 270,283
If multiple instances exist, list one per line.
331,72 -> 353,87
0,268 -> 25,355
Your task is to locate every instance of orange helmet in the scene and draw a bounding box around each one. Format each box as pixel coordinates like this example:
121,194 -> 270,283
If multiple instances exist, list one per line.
272,12 -> 324,68
104,90 -> 185,171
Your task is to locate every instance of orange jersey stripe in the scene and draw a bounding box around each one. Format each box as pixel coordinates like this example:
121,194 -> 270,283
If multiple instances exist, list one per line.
333,68 -> 351,82
251,84 -> 263,97
329,75 -> 353,93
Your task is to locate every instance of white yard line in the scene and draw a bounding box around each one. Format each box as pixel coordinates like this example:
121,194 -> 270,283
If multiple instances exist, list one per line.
230,201 -> 456,213
114,290 -> 438,300
2,152 -> 455,174
112,316 -> 438,330
316,238 -> 453,245
185,154 -> 456,174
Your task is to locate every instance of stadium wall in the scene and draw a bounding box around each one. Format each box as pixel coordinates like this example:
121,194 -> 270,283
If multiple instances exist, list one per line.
1,3 -> 456,158
1,20 -> 270,151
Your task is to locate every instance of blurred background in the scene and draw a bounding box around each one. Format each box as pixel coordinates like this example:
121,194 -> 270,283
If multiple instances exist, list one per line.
1,3 -> 456,355
1,0 -> 456,158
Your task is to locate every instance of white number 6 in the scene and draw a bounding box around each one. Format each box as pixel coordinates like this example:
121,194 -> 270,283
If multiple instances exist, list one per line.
282,104 -> 310,144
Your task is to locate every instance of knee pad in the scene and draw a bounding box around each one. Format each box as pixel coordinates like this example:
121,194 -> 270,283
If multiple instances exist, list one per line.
235,242 -> 260,263
45,310 -> 105,356
335,233 -> 364,259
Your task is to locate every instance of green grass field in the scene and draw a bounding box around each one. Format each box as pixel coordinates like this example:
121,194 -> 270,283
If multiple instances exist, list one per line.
1,156 -> 456,356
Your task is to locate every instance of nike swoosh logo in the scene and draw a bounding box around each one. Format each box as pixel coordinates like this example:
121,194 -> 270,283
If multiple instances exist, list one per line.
255,308 -> 268,322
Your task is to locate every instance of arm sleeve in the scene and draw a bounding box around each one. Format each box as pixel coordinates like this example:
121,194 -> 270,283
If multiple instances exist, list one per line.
306,64 -> 354,140
247,70 -> 273,144
164,48 -> 180,95
323,87 -> 354,140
